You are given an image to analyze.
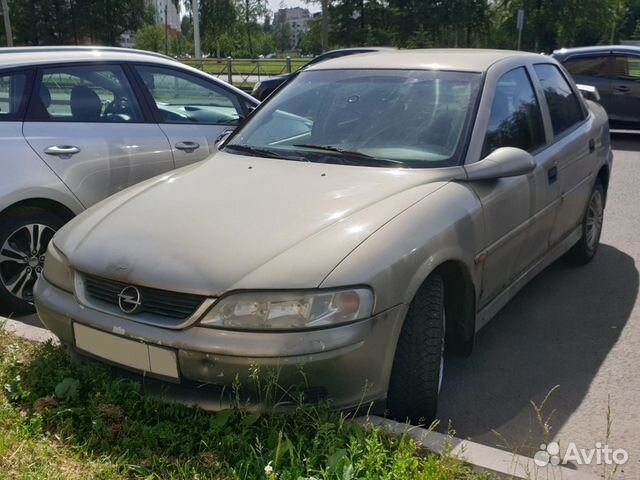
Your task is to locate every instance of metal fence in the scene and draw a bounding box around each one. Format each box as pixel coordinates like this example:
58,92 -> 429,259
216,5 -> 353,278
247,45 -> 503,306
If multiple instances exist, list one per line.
182,57 -> 309,89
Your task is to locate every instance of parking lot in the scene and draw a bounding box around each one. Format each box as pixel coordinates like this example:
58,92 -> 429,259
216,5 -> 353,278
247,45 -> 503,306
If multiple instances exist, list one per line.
438,132 -> 640,478
5,133 -> 639,478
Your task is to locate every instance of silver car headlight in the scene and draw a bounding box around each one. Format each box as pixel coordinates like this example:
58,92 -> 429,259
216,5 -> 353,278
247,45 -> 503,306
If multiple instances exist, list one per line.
43,242 -> 74,293
200,288 -> 374,330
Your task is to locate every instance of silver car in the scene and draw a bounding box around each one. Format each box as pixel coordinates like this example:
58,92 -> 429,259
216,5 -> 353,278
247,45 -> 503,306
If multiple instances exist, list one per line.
35,49 -> 612,422
0,46 -> 258,314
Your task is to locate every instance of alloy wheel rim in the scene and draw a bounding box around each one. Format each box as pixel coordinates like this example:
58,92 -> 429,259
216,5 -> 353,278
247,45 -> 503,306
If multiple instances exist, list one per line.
0,224 -> 56,301
585,190 -> 604,251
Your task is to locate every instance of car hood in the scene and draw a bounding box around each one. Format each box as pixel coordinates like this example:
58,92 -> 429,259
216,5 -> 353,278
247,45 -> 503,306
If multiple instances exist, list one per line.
54,152 -> 454,296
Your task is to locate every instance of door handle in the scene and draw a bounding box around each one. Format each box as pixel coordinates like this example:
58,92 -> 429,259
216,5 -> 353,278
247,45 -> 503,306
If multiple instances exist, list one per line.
547,165 -> 558,185
614,84 -> 630,93
175,141 -> 200,153
44,145 -> 80,157
589,138 -> 596,153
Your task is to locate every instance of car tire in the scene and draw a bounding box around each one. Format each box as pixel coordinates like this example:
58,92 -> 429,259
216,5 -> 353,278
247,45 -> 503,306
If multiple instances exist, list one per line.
0,207 -> 68,316
565,181 -> 605,266
387,273 -> 445,425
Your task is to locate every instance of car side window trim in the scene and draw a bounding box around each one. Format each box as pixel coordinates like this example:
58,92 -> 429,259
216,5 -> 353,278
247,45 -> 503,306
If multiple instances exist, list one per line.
0,69 -> 35,122
128,62 -> 248,126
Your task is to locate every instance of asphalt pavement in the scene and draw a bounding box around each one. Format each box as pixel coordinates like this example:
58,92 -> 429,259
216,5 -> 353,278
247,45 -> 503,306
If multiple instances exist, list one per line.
437,132 -> 640,479
4,132 -> 640,478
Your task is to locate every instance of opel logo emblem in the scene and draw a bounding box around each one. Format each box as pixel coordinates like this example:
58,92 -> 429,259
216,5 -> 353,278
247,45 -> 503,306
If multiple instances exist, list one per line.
117,286 -> 143,314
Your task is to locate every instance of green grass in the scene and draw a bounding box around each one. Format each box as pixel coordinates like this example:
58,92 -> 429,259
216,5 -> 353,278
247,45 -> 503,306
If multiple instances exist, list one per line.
0,331 -> 493,480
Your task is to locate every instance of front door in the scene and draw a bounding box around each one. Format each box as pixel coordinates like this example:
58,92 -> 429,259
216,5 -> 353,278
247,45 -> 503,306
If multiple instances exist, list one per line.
473,66 -> 557,307
23,64 -> 174,208
609,54 -> 640,125
132,65 -> 249,168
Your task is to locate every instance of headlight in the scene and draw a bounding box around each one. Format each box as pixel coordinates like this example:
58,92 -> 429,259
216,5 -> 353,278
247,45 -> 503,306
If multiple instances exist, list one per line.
200,288 -> 374,330
43,242 -> 74,293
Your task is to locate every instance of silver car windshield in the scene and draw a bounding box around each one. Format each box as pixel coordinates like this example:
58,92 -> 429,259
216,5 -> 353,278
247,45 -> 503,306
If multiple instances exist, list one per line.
227,69 -> 482,168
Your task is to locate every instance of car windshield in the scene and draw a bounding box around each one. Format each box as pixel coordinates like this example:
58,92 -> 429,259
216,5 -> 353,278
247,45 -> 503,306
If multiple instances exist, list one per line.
227,69 -> 482,168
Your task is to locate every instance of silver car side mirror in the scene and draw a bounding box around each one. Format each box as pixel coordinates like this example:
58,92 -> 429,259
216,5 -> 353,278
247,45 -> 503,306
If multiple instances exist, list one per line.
215,129 -> 234,148
464,147 -> 536,181
577,84 -> 601,103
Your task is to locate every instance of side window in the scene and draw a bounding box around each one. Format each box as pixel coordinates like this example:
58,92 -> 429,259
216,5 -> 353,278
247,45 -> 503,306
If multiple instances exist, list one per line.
613,55 -> 640,81
563,56 -> 609,78
135,65 -> 242,125
0,72 -> 30,121
484,67 -> 545,155
534,64 -> 585,137
32,65 -> 143,123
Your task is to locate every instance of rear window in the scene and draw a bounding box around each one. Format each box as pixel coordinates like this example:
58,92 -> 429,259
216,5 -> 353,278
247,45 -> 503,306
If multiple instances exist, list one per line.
0,72 -> 29,121
534,64 -> 585,137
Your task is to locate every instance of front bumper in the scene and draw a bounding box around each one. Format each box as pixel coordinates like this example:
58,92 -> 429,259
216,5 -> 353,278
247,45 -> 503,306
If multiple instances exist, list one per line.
34,277 -> 406,411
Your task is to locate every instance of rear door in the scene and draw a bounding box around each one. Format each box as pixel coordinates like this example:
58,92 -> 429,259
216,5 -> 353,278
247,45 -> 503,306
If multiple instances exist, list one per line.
609,53 -> 640,124
533,63 -> 598,246
23,63 -> 174,208
561,53 -> 612,113
131,64 -> 252,168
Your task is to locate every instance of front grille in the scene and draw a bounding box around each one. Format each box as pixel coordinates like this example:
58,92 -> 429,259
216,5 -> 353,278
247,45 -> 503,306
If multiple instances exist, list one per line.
84,275 -> 205,320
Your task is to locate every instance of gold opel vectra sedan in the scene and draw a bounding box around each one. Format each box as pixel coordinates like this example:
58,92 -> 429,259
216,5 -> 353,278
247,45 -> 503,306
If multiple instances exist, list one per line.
34,49 -> 612,423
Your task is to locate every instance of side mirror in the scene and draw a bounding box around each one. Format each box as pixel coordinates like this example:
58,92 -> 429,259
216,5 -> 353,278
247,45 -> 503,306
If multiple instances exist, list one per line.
576,83 -> 601,103
215,129 -> 234,148
464,147 -> 535,181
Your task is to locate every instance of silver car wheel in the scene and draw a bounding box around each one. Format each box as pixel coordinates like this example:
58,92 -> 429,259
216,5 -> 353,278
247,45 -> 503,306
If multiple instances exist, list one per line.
0,224 -> 55,301
585,189 -> 604,251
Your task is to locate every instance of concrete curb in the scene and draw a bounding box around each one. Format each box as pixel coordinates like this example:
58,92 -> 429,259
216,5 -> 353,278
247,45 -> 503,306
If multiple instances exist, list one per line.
1,316 -> 59,344
357,416 -> 600,480
1,316 -> 600,480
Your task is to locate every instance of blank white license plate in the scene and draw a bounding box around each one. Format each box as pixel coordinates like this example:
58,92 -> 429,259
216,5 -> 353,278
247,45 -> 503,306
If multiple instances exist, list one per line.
73,323 -> 179,380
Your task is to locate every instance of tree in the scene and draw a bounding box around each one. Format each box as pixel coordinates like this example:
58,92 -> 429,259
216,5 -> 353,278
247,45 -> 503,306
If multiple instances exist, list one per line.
299,17 -> 322,54
136,23 -> 164,52
321,0 -> 329,51
272,17 -> 292,51
6,0 -> 150,46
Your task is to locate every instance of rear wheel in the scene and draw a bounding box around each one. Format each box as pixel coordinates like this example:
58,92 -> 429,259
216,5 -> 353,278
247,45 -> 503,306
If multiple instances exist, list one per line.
387,274 -> 446,425
0,208 -> 68,315
565,181 -> 605,265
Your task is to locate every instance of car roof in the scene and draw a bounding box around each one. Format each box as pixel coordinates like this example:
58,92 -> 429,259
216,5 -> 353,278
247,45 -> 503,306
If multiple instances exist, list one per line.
552,45 -> 640,59
0,46 -> 180,69
305,48 -> 543,73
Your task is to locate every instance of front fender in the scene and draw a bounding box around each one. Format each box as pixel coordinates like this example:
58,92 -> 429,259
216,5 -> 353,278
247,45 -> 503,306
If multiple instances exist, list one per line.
320,182 -> 484,314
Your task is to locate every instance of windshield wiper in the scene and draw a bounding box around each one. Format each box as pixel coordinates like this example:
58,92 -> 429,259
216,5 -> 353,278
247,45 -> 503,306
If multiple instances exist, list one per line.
225,144 -> 308,162
293,144 -> 407,167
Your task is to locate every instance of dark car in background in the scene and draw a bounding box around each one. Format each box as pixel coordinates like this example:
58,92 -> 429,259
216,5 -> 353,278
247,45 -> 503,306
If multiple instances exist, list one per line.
553,45 -> 640,127
251,47 -> 395,100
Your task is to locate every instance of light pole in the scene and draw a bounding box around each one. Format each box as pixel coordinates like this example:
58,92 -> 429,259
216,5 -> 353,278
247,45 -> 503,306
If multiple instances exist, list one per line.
1,0 -> 13,47
193,0 -> 201,60
164,3 -> 168,55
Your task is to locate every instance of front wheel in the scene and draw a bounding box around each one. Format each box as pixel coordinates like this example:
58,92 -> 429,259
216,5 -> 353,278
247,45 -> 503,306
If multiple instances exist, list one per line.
0,208 -> 68,315
387,274 -> 446,425
565,181 -> 605,265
